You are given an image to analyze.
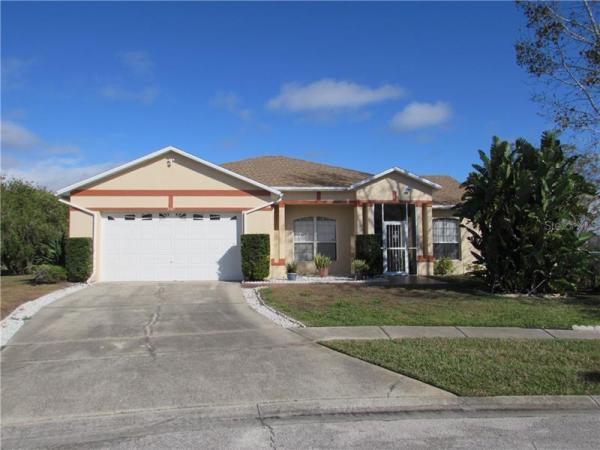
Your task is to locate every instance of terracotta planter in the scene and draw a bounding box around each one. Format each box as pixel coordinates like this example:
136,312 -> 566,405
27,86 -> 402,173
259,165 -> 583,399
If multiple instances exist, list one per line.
318,267 -> 329,277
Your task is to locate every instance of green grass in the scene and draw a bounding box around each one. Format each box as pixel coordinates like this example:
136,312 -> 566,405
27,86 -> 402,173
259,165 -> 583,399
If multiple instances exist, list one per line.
260,284 -> 600,329
323,338 -> 600,396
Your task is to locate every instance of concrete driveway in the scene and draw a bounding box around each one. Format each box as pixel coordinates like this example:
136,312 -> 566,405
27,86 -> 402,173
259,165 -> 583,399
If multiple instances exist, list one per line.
1,282 -> 450,428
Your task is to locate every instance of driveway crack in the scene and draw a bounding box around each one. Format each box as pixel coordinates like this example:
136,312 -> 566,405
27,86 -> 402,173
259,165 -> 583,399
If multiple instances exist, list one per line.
387,379 -> 403,398
256,405 -> 277,450
143,286 -> 164,360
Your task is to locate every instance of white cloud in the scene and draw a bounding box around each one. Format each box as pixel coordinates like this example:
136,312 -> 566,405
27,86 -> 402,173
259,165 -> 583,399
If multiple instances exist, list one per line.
213,91 -> 251,120
1,157 -> 119,191
119,51 -> 154,77
101,85 -> 159,105
1,121 -> 79,154
267,79 -> 406,112
1,120 -> 40,149
390,101 -> 452,132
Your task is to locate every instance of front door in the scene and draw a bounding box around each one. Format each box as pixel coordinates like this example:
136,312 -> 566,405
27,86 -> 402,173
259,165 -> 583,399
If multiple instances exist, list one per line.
383,222 -> 408,274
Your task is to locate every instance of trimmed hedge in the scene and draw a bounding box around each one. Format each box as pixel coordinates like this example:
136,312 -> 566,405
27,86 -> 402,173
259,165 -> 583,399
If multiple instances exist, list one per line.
241,234 -> 270,281
65,237 -> 93,282
356,234 -> 383,276
32,264 -> 67,284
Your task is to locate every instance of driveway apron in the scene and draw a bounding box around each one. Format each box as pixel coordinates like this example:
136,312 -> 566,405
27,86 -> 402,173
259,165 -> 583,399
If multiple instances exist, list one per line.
1,282 -> 450,425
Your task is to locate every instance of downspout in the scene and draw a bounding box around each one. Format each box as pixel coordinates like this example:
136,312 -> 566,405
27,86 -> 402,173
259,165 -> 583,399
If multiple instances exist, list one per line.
58,198 -> 99,284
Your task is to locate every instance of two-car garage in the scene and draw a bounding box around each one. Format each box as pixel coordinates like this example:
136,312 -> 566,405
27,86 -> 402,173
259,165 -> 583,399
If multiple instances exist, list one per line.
100,212 -> 243,281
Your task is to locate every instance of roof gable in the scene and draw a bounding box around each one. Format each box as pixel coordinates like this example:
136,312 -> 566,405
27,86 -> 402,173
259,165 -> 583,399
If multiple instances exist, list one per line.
56,146 -> 281,196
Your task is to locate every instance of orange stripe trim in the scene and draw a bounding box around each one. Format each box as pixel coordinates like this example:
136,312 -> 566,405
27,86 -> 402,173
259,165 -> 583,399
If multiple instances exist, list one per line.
86,207 -> 259,213
72,189 -> 271,197
417,255 -> 435,262
271,258 -> 286,266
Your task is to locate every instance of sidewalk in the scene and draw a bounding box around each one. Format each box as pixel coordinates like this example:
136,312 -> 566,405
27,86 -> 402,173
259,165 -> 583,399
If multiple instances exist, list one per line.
292,325 -> 600,341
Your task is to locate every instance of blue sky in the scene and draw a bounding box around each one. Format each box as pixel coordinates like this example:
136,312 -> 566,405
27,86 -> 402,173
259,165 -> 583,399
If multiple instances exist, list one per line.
1,1 -> 551,190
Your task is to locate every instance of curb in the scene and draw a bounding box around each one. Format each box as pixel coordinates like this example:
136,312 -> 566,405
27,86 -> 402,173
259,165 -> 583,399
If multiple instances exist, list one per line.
1,283 -> 88,346
242,287 -> 305,328
3,395 -> 598,429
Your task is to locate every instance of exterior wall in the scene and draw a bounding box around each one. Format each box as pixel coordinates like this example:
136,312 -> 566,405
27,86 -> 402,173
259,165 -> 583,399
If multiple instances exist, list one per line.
69,209 -> 94,237
284,205 -> 354,275
432,208 -> 477,274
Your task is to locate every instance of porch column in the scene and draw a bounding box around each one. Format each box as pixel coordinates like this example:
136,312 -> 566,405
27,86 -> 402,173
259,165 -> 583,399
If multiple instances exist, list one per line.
352,204 -> 363,259
421,203 -> 434,275
363,204 -> 373,234
278,203 -> 286,262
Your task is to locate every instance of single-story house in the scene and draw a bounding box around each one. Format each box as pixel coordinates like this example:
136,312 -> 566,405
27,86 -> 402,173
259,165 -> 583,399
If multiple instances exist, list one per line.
57,146 -> 475,282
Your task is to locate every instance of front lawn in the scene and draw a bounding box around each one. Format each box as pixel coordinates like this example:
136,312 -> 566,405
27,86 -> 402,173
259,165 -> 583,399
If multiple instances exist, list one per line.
323,338 -> 600,396
260,284 -> 600,329
1,274 -> 71,319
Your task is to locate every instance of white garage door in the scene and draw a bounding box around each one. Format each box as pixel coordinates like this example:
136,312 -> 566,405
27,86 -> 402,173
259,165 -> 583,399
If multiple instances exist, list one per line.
101,212 -> 242,281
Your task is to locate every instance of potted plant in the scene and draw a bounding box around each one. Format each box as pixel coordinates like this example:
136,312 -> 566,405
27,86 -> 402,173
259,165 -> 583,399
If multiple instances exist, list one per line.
286,261 -> 298,281
352,259 -> 369,280
314,253 -> 332,277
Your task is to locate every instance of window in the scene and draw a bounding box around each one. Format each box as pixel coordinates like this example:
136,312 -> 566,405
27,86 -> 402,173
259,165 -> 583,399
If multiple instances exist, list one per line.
159,213 -> 170,219
193,214 -> 204,221
433,218 -> 460,260
141,214 -> 152,221
293,217 -> 336,261
210,214 -> 220,221
124,214 -> 135,221
176,213 -> 187,219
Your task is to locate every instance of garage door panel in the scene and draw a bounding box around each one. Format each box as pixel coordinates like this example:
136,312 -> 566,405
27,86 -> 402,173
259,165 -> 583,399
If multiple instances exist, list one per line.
101,212 -> 242,281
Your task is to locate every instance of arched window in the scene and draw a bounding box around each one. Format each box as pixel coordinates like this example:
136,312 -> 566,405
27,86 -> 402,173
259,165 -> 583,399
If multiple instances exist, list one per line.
293,217 -> 336,261
433,218 -> 460,260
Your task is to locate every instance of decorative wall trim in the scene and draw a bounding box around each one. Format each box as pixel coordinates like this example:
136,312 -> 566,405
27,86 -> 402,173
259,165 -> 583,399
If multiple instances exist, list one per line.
279,199 -> 434,207
271,258 -> 286,266
417,255 -> 435,262
72,189 -> 271,197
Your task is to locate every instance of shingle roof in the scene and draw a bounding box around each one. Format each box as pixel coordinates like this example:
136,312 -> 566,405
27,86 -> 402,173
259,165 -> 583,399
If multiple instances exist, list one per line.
221,155 -> 370,187
220,155 -> 464,204
421,175 -> 465,205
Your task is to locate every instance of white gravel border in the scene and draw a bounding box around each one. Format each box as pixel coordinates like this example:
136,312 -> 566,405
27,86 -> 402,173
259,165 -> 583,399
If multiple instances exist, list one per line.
242,287 -> 305,328
1,283 -> 88,346
243,275 -> 388,285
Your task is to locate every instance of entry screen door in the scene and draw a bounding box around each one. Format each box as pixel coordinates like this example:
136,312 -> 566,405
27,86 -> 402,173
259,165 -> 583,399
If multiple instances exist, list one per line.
383,222 -> 408,274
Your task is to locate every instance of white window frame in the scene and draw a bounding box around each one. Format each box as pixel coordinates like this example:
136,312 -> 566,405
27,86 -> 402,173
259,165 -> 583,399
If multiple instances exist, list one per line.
293,216 -> 337,262
432,218 -> 461,260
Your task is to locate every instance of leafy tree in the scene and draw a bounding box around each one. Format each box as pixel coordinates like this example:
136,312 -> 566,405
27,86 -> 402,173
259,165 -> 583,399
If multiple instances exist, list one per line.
516,1 -> 600,231
516,1 -> 600,141
458,132 -> 596,294
1,178 -> 68,274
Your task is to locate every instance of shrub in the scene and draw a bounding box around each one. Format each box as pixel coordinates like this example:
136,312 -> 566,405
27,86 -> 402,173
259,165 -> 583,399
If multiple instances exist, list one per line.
65,237 -> 93,282
434,257 -> 454,276
32,264 -> 67,284
241,234 -> 270,280
356,235 -> 383,276
286,261 -> 298,273
352,259 -> 369,279
314,253 -> 332,270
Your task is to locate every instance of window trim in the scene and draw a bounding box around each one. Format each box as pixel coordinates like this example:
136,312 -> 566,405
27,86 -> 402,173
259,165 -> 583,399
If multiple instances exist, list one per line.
432,218 -> 461,260
293,216 -> 337,262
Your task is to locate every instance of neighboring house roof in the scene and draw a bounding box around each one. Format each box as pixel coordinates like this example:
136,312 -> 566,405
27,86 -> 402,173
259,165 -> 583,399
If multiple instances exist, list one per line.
221,155 -> 370,188
421,175 -> 464,205
56,146 -> 282,197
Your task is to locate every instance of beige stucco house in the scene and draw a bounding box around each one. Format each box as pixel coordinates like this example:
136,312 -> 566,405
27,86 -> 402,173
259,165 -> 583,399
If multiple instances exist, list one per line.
57,146 -> 474,282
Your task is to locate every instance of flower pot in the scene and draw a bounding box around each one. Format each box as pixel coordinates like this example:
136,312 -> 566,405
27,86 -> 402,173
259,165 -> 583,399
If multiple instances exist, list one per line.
318,267 -> 329,277
287,272 -> 297,281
